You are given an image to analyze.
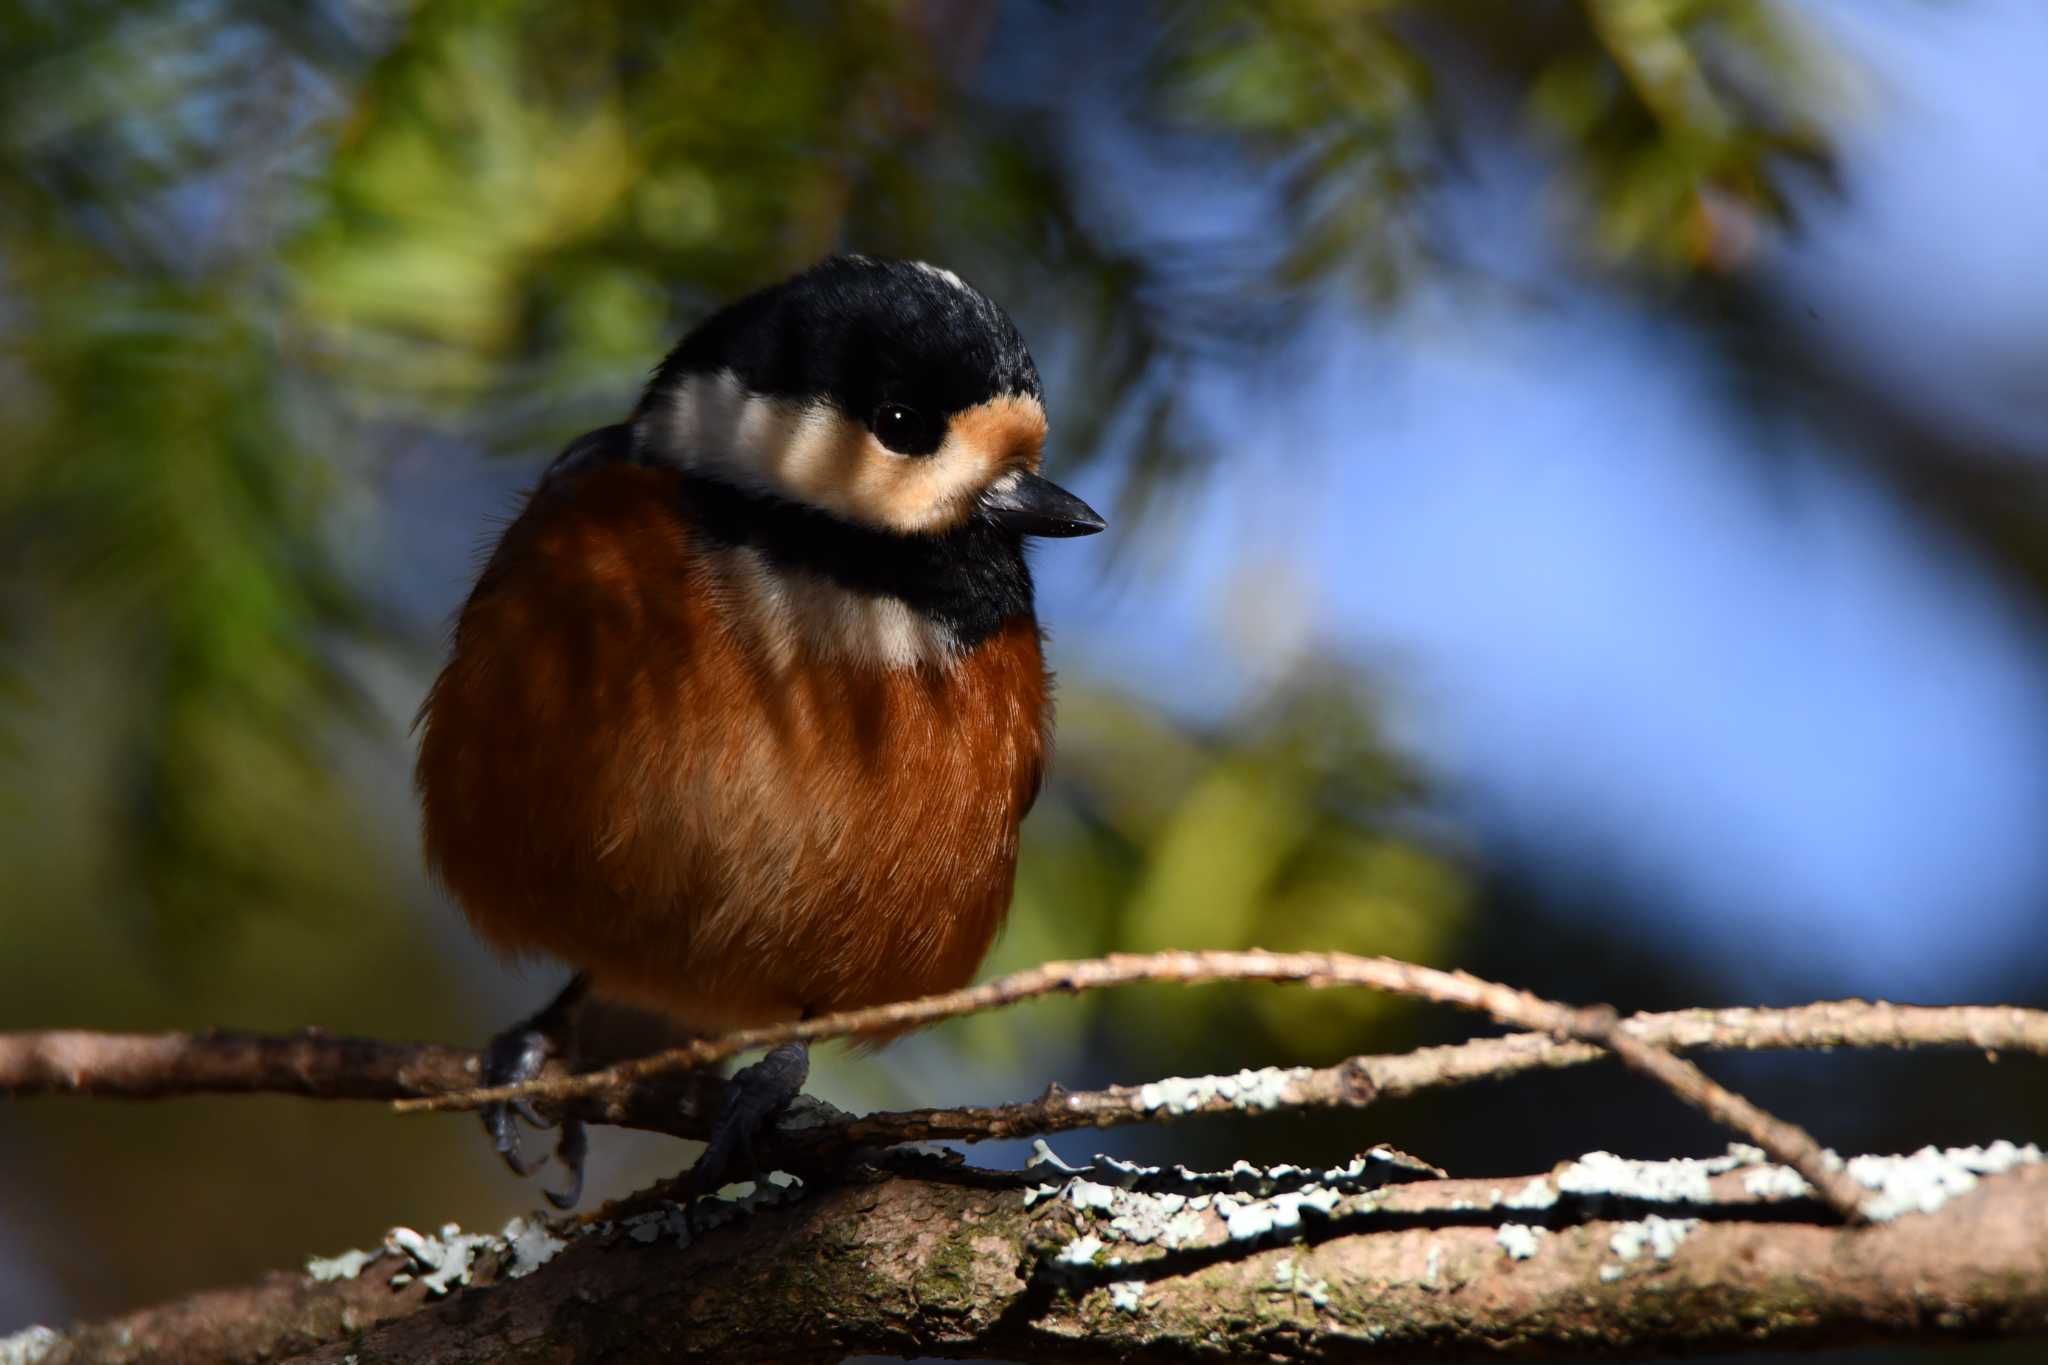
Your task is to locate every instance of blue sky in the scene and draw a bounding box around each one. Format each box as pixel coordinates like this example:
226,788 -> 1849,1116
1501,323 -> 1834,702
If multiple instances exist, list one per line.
1033,0 -> 2048,1003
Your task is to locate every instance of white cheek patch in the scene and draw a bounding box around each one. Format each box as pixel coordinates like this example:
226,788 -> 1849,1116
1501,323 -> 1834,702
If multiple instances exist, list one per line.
639,370 -> 1041,536
717,546 -> 960,671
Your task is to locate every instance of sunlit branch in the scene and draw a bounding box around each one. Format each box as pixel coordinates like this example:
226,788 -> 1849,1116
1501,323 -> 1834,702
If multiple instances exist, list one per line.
14,953 -> 2046,1219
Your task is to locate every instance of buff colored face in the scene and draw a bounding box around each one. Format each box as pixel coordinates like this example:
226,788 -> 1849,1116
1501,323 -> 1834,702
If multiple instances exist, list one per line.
642,372 -> 1049,536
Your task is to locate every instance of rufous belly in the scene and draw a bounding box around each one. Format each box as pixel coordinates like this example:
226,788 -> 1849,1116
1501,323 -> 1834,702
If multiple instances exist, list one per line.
416,463 -> 1048,1031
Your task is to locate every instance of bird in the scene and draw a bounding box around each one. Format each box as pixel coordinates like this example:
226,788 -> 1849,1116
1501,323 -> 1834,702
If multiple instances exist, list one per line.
414,254 -> 1104,1207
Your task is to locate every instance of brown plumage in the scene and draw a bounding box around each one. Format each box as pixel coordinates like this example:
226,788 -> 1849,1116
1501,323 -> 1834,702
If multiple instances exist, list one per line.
416,460 -> 1049,1031
414,256 -> 1101,1201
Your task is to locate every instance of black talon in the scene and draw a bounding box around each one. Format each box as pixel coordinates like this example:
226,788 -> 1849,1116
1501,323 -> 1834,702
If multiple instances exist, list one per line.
478,973 -> 591,1201
544,1118 -> 589,1210
684,1041 -> 810,1223
488,1105 -> 546,1177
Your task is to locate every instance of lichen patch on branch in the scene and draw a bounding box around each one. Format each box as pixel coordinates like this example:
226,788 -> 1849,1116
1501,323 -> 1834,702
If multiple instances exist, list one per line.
0,1325 -> 61,1365
1023,1146 -> 1447,1280
1847,1141 -> 2043,1221
304,1212 -> 571,1296
1605,1214 -> 1700,1268
1134,1066 -> 1315,1115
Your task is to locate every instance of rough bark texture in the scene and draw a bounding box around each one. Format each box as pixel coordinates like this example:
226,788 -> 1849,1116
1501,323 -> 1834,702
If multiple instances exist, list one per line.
8,979 -> 2047,1361
14,1152 -> 2047,1364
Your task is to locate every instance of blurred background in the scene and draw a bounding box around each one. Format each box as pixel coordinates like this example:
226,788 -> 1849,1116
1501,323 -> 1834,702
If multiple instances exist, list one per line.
3,2 -> 2045,1359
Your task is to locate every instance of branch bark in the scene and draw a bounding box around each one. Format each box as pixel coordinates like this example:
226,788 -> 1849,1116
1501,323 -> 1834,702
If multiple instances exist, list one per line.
378,949 -> 2046,1219
20,954 -> 2048,1222
7,998 -> 2044,1183
14,1148 -> 2046,1364
13,1001 -> 2040,1106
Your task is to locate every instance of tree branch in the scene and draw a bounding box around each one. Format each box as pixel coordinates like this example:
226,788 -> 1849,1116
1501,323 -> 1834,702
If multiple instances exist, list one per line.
0,1028 -> 486,1100
12,1000 -> 2037,1107
13,1146 -> 2046,1363
97,951 -> 2048,1221
8,996 -> 2045,1197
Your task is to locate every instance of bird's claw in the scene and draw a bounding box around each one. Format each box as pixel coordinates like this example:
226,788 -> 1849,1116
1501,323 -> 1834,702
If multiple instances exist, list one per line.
485,1098 -> 548,1177
479,975 -> 591,1206
543,1118 -> 589,1211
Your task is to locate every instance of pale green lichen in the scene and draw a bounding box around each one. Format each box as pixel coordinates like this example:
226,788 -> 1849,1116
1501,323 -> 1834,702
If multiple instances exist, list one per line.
1716,1141 -> 2046,1219
1066,1180 -> 1121,1214
1055,1233 -> 1107,1266
306,1247 -> 379,1283
305,1211 -> 574,1295
1219,1184 -> 1343,1240
1106,1189 -> 1206,1246
1495,1223 -> 1546,1260
1030,1147 -> 1440,1275
1026,1140 -> 1084,1174
0,1325 -> 60,1365
500,1216 -> 567,1279
1032,1149 -> 1406,1285
388,1224 -> 504,1294
623,1204 -> 692,1248
1556,1151 -> 1723,1204
1848,1142 -> 2043,1221
618,1173 -> 808,1252
1607,1214 -> 1700,1264
1108,1280 -> 1145,1313
1272,1256 -> 1332,1306
1133,1066 -> 1313,1115
1741,1163 -> 1813,1201
1041,1180 -> 1215,1253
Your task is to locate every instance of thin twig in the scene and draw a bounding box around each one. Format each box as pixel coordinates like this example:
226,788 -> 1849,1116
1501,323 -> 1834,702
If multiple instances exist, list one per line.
392,952 -> 1590,1112
0,1028 -> 484,1100
9,995 -> 2046,1217
376,950 -> 1913,1219
751,999 -> 2048,1169
8,1001 -> 2040,1107
1566,1005 -> 1872,1217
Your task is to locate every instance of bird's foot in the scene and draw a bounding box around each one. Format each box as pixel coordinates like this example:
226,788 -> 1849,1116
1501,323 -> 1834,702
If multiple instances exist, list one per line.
683,1042 -> 810,1223
480,973 -> 591,1210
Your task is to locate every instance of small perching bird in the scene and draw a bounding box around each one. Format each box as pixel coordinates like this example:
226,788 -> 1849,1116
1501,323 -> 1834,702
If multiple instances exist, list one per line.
415,256 -> 1103,1204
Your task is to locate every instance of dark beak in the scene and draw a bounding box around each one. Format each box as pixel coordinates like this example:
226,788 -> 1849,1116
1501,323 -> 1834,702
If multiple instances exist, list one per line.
979,471 -> 1107,538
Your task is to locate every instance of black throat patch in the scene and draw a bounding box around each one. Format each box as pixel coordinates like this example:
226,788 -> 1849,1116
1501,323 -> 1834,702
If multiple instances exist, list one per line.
678,472 -> 1037,651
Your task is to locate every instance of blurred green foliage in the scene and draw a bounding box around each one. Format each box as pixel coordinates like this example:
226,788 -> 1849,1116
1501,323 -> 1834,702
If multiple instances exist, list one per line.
0,0 -> 1844,976
992,673 -> 1468,1066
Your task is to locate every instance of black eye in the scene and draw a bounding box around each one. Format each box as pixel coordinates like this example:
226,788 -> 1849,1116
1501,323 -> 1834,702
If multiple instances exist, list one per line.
871,402 -> 944,457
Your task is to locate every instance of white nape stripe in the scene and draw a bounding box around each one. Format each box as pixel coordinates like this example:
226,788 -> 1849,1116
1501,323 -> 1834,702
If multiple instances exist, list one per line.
719,546 -> 959,671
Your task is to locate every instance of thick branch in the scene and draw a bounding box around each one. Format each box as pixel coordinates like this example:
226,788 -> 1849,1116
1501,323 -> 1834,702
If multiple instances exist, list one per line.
15,1148 -> 2047,1364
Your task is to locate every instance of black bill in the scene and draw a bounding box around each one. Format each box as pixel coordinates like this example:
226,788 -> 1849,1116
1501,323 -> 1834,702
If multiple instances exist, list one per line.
979,471 -> 1107,538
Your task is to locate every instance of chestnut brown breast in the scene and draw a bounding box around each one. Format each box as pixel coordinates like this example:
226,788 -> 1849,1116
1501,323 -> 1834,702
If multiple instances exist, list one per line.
416,462 -> 1048,1030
